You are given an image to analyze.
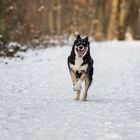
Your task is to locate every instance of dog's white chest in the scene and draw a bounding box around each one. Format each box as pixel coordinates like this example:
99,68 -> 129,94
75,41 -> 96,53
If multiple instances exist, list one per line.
75,56 -> 83,67
70,56 -> 87,72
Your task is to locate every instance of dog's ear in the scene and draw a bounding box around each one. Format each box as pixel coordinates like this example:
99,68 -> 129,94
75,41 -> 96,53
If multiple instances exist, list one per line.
84,36 -> 88,41
85,36 -> 90,45
77,35 -> 81,40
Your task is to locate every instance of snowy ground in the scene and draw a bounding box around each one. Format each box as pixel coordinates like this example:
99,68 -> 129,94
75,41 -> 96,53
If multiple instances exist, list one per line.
0,41 -> 140,140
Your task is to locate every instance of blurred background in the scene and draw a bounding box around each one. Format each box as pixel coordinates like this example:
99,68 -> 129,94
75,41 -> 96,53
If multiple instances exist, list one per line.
0,0 -> 140,46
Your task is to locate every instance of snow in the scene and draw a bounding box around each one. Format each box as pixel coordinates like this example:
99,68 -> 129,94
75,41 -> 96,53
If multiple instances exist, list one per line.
8,42 -> 21,48
0,41 -> 140,140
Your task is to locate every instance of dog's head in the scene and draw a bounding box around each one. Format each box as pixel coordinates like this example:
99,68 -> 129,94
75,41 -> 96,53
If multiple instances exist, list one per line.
73,35 -> 90,57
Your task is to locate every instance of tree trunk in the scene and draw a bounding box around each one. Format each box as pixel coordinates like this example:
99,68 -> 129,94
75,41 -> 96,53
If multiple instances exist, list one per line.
117,0 -> 130,40
55,0 -> 61,35
0,0 -> 8,43
107,0 -> 118,40
48,0 -> 55,35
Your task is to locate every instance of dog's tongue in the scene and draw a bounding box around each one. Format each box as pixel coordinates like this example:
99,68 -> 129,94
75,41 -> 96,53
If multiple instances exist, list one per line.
78,50 -> 85,57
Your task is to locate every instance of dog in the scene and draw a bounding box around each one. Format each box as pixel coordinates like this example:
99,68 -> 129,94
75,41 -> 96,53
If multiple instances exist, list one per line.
67,35 -> 94,101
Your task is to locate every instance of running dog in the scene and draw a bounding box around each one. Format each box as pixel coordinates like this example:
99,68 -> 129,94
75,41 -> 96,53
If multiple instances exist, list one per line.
67,35 -> 94,101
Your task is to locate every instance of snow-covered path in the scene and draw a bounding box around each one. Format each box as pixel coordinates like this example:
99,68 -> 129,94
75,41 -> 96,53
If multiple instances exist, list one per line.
0,41 -> 140,140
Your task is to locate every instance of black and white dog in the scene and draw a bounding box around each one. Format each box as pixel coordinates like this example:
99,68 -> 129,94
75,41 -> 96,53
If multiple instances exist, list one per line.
68,35 -> 94,101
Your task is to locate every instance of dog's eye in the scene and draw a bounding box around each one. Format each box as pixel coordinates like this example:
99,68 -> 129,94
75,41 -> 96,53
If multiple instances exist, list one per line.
82,41 -> 86,46
75,40 -> 81,46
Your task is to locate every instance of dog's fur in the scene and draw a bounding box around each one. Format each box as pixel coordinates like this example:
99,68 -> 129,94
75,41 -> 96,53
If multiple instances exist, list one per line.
67,35 -> 94,101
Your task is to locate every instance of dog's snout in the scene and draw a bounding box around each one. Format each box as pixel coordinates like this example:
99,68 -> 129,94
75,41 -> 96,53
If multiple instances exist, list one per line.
78,46 -> 84,50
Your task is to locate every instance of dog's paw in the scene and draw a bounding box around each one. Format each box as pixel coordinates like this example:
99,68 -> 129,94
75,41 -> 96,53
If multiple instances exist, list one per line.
73,84 -> 82,91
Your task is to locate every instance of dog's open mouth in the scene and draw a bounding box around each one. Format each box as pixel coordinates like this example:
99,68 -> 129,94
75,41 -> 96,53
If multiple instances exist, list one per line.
78,50 -> 85,56
77,48 -> 87,57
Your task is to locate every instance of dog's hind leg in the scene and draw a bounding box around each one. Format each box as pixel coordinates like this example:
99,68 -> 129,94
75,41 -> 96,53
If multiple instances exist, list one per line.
83,77 -> 91,101
83,66 -> 93,101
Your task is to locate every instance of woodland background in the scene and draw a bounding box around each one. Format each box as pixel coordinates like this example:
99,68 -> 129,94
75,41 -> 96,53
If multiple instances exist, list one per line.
0,0 -> 140,45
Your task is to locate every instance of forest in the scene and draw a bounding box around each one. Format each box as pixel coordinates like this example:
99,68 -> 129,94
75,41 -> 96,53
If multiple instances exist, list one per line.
0,0 -> 140,45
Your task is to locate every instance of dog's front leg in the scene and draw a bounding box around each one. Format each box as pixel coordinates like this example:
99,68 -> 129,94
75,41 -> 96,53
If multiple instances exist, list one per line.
73,73 -> 86,91
70,70 -> 81,91
70,70 -> 77,86
70,70 -> 80,100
